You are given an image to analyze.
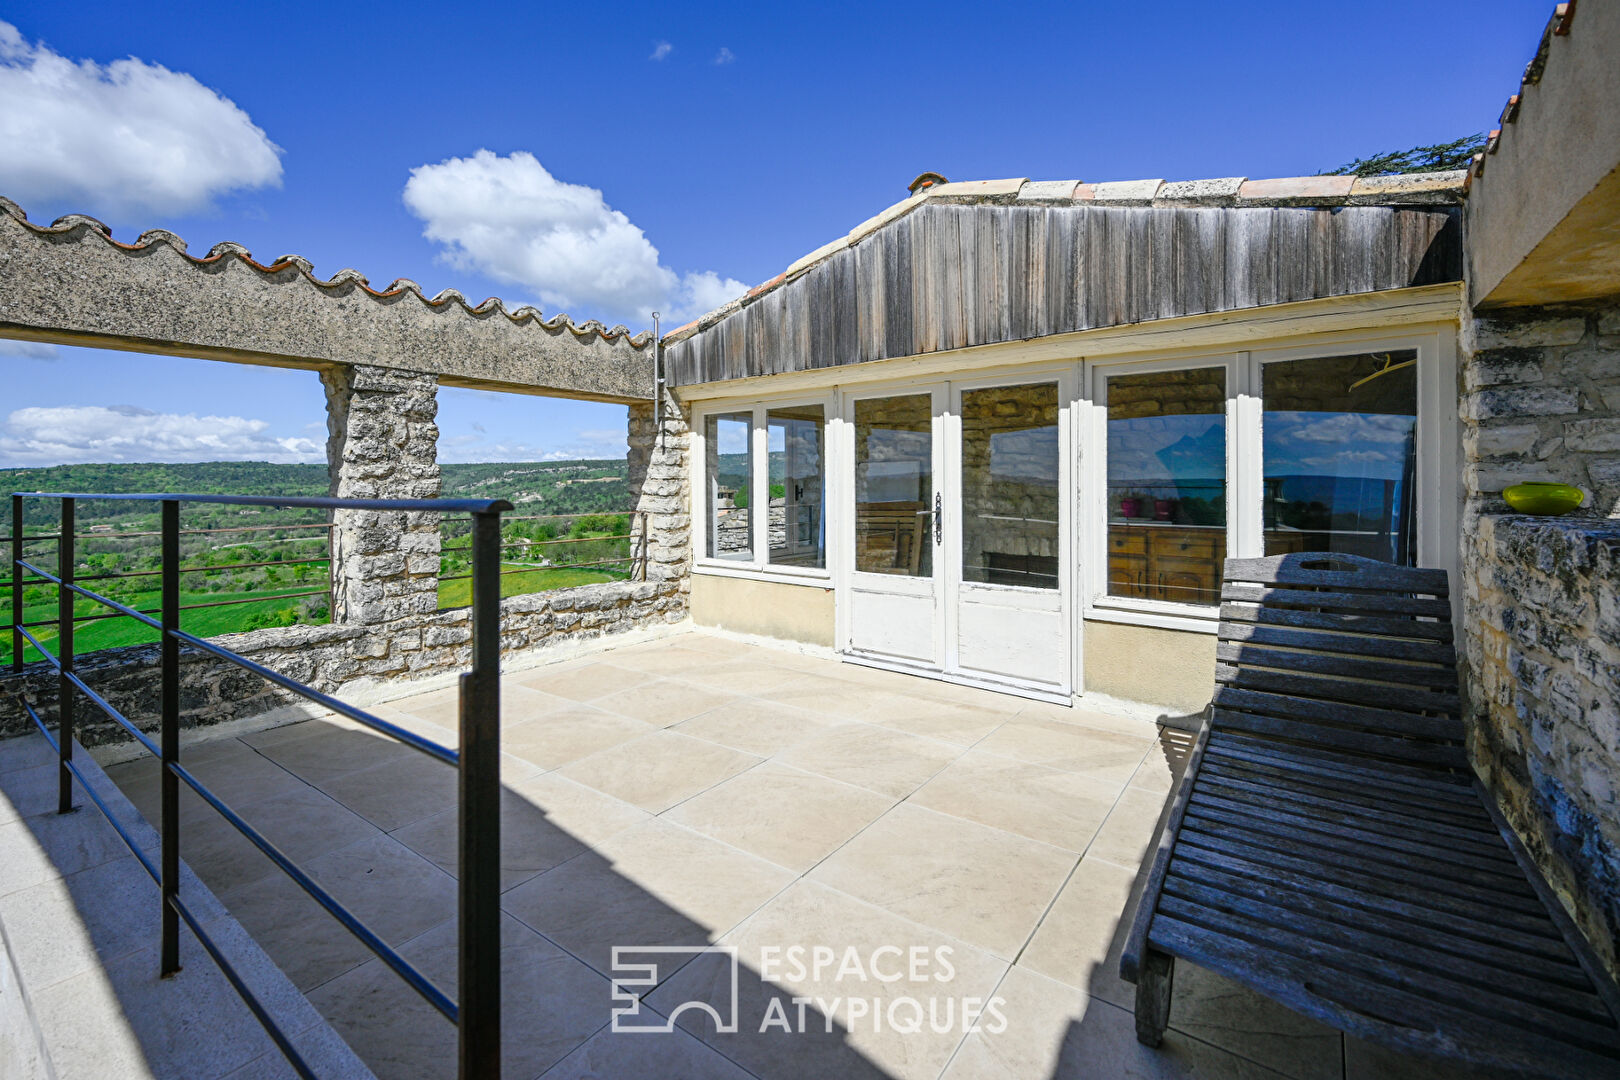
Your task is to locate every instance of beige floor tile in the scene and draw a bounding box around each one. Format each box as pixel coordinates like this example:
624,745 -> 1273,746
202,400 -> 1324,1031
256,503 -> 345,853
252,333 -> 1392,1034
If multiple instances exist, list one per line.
1132,726 -> 1199,794
941,965 -> 1292,1080
0,855 -> 170,993
498,683 -> 588,725
379,686 -> 462,730
775,723 -> 960,799
515,661 -> 654,702
974,716 -> 1153,784
502,818 -> 794,976
910,750 -> 1120,853
757,674 -> 893,719
603,642 -> 719,674
673,697 -> 842,757
310,913 -> 611,1080
668,657 -> 819,695
251,721 -> 419,785
1017,855 -> 1140,1009
316,750 -> 459,832
556,730 -> 760,813
664,762 -> 894,872
862,696 -> 1009,746
500,706 -> 655,770
540,1022 -> 757,1080
389,784 -> 590,893
809,803 -> 1076,960
219,832 -> 456,992
1086,784 -> 1174,869
678,634 -> 757,657
181,783 -> 381,893
1168,965 -> 1345,1080
649,879 -> 1008,1080
503,771 -> 651,850
590,678 -> 742,727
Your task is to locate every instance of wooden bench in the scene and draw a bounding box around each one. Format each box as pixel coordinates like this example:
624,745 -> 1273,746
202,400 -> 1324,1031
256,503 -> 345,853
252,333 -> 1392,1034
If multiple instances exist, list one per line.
1120,552 -> 1620,1078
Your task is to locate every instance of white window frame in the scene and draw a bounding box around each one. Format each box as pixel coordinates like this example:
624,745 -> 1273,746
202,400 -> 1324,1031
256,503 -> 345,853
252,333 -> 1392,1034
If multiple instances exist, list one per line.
1084,351 -> 1241,633
691,391 -> 837,583
1081,327 -> 1456,634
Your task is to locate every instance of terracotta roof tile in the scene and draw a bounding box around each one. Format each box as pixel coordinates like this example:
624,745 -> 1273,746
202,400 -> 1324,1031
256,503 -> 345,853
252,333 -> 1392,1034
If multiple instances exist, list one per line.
1237,175 -> 1355,204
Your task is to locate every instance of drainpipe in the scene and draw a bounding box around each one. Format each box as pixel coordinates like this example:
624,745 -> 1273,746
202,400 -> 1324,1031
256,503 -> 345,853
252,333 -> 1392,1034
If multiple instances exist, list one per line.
651,311 -> 663,434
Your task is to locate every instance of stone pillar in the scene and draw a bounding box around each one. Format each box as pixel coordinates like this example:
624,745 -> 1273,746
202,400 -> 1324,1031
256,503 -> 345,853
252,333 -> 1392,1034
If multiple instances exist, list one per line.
321,364 -> 442,627
627,390 -> 692,587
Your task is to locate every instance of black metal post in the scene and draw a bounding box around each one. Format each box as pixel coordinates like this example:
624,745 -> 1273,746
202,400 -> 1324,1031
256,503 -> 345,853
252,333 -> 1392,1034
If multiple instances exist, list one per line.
10,495 -> 21,673
458,509 -> 502,1080
57,497 -> 75,814
160,499 -> 181,976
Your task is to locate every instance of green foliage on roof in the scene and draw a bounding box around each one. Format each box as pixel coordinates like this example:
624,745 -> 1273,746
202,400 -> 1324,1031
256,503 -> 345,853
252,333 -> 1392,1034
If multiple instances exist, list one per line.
1323,134 -> 1487,177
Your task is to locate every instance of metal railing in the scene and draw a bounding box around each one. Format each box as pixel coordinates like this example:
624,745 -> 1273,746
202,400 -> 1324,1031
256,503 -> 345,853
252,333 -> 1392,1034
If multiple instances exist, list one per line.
6,491 -> 511,1079
1,515 -> 334,662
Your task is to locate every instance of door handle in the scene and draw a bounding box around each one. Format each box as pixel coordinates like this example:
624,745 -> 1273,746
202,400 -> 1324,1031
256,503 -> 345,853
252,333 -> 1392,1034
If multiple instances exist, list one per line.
934,492 -> 943,544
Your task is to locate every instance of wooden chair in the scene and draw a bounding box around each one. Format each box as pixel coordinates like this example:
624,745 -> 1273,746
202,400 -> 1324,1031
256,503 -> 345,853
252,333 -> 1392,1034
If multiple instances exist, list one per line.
1121,552 -> 1620,1078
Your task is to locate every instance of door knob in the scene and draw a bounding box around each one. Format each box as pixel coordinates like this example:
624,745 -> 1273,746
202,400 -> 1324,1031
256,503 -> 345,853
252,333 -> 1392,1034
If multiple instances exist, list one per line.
934,492 -> 943,544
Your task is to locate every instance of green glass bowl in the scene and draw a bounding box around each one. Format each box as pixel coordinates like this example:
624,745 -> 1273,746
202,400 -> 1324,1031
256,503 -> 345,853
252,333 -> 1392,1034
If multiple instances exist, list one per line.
1503,482 -> 1585,515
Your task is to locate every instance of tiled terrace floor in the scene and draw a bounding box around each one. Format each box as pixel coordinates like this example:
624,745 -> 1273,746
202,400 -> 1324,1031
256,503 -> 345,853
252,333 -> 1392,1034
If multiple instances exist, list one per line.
104,631 -> 1469,1080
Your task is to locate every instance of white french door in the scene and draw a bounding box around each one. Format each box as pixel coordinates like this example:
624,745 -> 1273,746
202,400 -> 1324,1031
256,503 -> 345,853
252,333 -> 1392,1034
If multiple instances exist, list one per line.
839,373 -> 1074,701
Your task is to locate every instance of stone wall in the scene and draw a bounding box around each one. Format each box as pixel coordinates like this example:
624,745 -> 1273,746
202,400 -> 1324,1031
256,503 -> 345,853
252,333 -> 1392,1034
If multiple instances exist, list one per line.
1460,298 -> 1620,976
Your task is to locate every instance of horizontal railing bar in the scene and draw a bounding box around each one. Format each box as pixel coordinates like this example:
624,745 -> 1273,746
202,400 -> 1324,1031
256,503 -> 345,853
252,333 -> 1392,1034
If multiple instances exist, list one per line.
14,492 -> 512,514
2,522 -> 336,545
18,556 -> 332,586
18,559 -> 165,629
167,893 -> 317,1079
168,758 -> 457,1021
12,593 -> 323,632
22,632 -> 163,756
20,696 -> 161,883
14,624 -> 59,666
166,629 -> 458,766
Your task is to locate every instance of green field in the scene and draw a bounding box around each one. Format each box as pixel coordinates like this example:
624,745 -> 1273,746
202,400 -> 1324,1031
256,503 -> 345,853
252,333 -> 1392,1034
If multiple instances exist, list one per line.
3,586 -> 328,665
435,564 -> 628,609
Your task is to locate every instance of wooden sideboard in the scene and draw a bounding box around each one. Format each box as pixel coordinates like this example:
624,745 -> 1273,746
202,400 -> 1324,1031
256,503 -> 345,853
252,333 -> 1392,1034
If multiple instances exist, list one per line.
1107,522 -> 1226,605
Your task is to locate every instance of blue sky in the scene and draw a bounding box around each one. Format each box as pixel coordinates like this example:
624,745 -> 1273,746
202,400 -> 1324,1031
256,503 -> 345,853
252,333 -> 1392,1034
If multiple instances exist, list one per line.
1,0 -> 1549,468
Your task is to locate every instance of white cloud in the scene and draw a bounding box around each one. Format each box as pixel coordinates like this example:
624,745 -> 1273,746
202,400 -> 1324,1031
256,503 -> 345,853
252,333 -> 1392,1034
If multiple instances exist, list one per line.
0,20 -> 282,220
0,339 -> 59,360
0,405 -> 322,466
402,150 -> 745,326
713,47 -> 735,65
649,40 -> 673,60
436,425 -> 627,464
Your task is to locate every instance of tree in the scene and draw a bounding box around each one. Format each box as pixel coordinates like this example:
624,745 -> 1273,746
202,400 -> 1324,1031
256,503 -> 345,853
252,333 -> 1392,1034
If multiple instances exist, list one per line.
1323,134 -> 1486,177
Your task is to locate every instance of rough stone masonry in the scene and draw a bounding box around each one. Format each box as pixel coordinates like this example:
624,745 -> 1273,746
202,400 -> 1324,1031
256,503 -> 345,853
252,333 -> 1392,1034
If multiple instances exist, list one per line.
1461,298 -> 1620,973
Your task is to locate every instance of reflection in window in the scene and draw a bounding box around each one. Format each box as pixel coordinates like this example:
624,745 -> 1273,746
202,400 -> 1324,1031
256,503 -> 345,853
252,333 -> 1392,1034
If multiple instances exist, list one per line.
767,405 -> 825,568
961,384 -> 1059,589
1262,351 -> 1417,565
854,395 -> 932,576
1106,368 -> 1227,606
704,412 -> 752,561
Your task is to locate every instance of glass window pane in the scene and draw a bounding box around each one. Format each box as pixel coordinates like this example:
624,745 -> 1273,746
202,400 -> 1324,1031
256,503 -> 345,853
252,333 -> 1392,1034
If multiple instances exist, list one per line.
767,405 -> 825,568
961,383 -> 1060,589
854,395 -> 933,577
1262,351 -> 1418,564
704,412 -> 752,561
1106,367 -> 1227,606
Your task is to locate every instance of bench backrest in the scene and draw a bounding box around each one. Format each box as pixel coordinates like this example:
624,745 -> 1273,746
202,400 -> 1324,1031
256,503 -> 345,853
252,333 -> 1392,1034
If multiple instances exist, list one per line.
1213,551 -> 1466,769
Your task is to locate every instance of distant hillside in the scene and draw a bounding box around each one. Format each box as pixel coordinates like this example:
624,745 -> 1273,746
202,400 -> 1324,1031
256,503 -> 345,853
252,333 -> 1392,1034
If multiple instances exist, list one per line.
1,458 -> 633,530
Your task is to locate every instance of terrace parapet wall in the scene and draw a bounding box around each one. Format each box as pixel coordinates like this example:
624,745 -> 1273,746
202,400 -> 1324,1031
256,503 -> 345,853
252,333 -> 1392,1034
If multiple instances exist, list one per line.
1460,298 -> 1620,977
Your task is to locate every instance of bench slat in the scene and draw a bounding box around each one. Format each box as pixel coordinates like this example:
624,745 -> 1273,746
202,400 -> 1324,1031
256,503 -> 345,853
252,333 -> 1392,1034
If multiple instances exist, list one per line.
1210,708 -> 1469,768
1198,754 -> 1496,832
1175,830 -> 1568,944
1219,619 -> 1458,665
1215,641 -> 1457,689
1149,912 -> 1620,1073
1161,872 -> 1611,1022
1220,601 -> 1454,642
1206,732 -> 1476,793
1214,663 -> 1460,717
1183,812 -> 1546,913
1222,582 -> 1451,617
1223,553 -> 1450,595
1168,847 -> 1584,971
1213,684 -> 1464,741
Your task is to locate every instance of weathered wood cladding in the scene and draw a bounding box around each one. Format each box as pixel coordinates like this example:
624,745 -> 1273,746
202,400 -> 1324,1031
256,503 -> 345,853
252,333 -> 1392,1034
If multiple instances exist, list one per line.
665,202 -> 1461,385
